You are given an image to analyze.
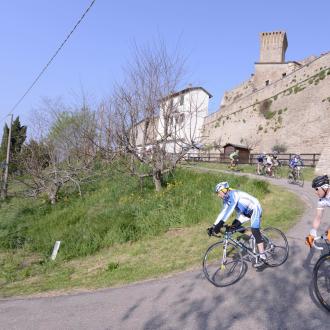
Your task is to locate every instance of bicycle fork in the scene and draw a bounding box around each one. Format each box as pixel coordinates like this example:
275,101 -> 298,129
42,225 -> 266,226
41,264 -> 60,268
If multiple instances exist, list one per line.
220,239 -> 228,270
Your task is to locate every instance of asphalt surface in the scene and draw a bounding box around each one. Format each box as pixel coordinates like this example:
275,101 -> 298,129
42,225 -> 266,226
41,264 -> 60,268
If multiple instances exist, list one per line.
1,168 -> 329,330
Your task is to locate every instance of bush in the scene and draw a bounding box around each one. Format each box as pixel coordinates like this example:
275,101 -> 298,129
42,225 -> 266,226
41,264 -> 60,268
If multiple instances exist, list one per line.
272,144 -> 287,153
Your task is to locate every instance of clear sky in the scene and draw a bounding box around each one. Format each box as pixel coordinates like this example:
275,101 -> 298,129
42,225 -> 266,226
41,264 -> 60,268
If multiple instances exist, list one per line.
0,0 -> 329,134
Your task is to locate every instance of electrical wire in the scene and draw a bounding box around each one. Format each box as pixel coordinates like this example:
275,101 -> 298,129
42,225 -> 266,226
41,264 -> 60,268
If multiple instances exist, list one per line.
10,0 -> 97,113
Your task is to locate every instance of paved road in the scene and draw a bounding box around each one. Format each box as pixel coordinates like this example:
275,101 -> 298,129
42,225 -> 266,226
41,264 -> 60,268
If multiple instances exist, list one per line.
1,169 -> 329,329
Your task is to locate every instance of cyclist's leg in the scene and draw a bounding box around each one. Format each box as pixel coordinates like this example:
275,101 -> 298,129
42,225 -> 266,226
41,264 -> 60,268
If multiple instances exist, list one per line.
250,207 -> 264,255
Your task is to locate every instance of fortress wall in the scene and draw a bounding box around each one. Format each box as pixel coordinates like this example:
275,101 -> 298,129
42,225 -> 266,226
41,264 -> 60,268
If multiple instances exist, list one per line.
202,52 -> 330,153
221,78 -> 254,106
208,52 -> 330,122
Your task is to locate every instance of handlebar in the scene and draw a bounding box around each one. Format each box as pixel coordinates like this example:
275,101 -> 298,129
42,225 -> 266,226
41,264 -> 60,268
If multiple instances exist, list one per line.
312,233 -> 329,250
208,225 -> 248,238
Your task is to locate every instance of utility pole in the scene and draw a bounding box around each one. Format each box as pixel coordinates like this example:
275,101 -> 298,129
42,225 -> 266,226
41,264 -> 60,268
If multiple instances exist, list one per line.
1,114 -> 13,200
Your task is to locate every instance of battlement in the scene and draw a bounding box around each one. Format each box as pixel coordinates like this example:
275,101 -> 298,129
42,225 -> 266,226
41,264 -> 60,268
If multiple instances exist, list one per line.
259,31 -> 288,63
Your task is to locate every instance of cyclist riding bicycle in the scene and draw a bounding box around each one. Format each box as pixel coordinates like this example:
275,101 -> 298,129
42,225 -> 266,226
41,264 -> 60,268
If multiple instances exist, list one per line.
229,150 -> 239,168
306,175 -> 330,246
256,152 -> 266,175
208,181 -> 266,267
264,153 -> 274,177
289,154 -> 304,178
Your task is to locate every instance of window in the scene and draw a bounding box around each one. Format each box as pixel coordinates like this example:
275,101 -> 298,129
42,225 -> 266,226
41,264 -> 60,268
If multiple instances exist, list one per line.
265,80 -> 269,86
179,95 -> 184,106
282,73 -> 286,78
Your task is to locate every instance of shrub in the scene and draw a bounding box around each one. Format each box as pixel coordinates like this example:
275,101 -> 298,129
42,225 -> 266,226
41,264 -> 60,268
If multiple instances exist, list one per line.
272,144 -> 287,153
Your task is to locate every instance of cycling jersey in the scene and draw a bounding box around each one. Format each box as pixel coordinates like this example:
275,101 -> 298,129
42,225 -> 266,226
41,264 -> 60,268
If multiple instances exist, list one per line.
229,152 -> 239,160
289,157 -> 303,168
214,190 -> 262,228
265,155 -> 273,165
317,196 -> 330,209
257,155 -> 264,163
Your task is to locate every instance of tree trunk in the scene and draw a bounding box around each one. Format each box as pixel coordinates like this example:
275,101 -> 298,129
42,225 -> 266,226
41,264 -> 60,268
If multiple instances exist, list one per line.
47,183 -> 60,204
153,169 -> 162,192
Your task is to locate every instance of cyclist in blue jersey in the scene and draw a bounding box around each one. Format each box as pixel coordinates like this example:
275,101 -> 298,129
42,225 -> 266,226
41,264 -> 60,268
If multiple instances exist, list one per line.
289,154 -> 304,179
207,181 -> 266,267
256,152 -> 266,175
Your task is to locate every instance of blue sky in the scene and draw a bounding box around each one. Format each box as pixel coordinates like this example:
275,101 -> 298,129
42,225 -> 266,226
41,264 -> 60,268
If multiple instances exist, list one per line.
0,0 -> 329,133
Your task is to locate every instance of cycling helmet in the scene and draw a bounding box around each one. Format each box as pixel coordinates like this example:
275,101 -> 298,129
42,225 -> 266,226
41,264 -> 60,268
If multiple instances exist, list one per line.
312,175 -> 329,189
215,181 -> 229,193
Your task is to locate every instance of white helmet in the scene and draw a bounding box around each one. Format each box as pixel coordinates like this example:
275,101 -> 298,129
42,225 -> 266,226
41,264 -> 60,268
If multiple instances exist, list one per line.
215,182 -> 229,193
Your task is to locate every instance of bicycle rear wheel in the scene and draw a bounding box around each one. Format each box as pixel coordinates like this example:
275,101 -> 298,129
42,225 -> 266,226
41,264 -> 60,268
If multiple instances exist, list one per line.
313,254 -> 330,311
203,241 -> 244,287
261,227 -> 289,267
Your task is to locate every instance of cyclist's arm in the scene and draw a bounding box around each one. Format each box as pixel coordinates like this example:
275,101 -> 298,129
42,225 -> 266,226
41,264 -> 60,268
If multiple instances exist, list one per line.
312,206 -> 325,231
214,194 -> 238,225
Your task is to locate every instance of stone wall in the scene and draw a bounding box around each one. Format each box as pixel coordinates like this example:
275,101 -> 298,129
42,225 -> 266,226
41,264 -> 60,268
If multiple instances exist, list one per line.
202,52 -> 330,154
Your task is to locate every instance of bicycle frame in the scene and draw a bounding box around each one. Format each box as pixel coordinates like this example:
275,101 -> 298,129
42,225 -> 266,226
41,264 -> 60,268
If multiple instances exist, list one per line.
220,230 -> 273,264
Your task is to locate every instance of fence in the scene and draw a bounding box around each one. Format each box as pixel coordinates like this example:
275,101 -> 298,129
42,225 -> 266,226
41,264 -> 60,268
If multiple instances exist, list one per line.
185,152 -> 320,167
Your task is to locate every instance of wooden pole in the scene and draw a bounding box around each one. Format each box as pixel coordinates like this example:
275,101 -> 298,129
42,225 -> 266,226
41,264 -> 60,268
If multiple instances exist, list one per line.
1,114 -> 13,200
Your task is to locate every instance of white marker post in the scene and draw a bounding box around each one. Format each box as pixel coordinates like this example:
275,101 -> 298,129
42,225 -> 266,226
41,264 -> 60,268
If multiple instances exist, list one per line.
50,241 -> 61,260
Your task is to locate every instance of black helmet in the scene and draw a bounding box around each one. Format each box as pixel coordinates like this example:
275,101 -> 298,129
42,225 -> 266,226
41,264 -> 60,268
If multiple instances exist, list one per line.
312,175 -> 329,188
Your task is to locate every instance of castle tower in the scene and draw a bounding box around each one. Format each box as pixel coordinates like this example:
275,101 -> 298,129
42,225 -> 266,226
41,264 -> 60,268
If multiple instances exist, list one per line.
259,31 -> 288,63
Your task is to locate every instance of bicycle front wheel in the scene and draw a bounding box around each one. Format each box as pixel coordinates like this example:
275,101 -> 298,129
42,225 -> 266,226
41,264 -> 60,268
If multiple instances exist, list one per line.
287,170 -> 294,184
297,172 -> 304,187
261,227 -> 289,267
313,254 -> 330,311
203,241 -> 244,287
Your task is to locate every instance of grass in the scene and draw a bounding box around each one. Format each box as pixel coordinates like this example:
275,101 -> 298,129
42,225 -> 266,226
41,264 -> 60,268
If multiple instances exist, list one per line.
0,168 -> 304,297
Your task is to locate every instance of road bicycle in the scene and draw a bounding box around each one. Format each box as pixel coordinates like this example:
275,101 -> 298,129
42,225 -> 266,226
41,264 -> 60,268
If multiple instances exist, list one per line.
203,225 -> 289,287
310,232 -> 330,312
287,166 -> 304,187
228,159 -> 242,172
257,163 -> 282,179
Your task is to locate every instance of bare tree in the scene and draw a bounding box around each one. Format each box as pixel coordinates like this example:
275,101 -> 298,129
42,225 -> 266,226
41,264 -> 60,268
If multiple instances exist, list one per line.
15,99 -> 96,204
111,42 -> 206,191
241,135 -> 261,151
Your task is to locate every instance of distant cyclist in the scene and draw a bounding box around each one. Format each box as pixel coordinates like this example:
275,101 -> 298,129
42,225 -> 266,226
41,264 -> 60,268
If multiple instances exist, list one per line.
208,181 -> 266,267
229,150 -> 239,168
289,154 -> 304,178
264,153 -> 274,177
306,175 -> 330,246
256,152 -> 266,175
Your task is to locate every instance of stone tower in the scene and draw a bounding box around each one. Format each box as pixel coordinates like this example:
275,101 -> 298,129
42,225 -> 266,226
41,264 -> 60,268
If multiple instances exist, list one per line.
259,31 -> 288,63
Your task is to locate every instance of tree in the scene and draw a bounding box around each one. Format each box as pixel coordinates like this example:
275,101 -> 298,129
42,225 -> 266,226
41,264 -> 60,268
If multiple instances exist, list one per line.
14,100 -> 95,204
0,116 -> 27,173
112,41 -> 204,191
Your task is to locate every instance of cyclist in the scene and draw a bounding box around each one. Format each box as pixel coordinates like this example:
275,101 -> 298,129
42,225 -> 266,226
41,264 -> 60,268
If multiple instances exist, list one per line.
256,152 -> 266,175
208,181 -> 266,267
264,153 -> 274,177
289,154 -> 304,179
229,150 -> 239,168
306,175 -> 330,246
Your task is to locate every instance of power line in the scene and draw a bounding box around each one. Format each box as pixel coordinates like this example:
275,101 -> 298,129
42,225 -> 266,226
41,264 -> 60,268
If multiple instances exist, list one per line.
10,0 -> 97,113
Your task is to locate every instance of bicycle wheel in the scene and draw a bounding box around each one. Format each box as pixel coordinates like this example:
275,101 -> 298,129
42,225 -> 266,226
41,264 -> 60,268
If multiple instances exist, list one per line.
296,172 -> 304,187
287,170 -> 294,184
203,241 -> 244,287
313,254 -> 330,311
261,227 -> 289,267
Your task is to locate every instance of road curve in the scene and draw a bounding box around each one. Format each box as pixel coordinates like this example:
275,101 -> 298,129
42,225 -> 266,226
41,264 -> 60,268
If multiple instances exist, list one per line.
1,168 -> 329,330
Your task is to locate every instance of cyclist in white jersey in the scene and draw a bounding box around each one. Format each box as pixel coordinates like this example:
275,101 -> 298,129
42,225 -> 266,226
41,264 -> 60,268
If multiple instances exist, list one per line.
207,181 -> 266,267
306,175 -> 330,246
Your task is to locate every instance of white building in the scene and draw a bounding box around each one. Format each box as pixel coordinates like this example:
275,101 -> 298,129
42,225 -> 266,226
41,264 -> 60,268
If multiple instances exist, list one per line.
157,86 -> 212,153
